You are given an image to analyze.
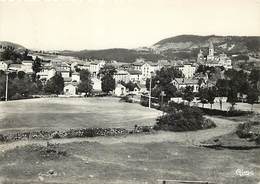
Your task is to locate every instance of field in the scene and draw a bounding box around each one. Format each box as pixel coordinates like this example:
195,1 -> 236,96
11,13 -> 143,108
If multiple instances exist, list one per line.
0,97 -> 259,184
0,97 -> 161,133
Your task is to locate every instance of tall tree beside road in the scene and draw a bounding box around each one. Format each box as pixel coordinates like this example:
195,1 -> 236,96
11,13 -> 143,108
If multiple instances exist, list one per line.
227,87 -> 238,110
198,88 -> 209,108
206,87 -> 216,109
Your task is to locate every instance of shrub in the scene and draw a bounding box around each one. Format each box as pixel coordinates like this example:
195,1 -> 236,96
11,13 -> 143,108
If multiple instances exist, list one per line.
236,122 -> 252,138
255,136 -> 260,145
154,105 -> 213,132
202,118 -> 217,129
120,95 -> 133,103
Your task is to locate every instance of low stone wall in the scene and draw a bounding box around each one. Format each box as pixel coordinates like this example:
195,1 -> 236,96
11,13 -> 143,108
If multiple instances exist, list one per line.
0,126 -> 154,143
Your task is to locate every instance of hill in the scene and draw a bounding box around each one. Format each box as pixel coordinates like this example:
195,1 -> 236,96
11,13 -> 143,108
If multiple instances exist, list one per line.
153,35 -> 260,54
60,48 -> 165,63
60,35 -> 260,63
0,41 -> 26,51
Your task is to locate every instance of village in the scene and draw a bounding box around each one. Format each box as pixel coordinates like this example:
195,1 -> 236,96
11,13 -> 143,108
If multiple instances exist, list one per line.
0,0 -> 260,183
0,41 -> 236,101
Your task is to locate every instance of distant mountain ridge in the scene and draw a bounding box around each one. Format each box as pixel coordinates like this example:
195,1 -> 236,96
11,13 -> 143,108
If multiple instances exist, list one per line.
1,35 -> 260,63
152,35 -> 260,53
0,41 -> 26,51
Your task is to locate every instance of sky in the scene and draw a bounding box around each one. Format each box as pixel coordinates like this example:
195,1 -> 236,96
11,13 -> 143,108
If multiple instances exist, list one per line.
0,0 -> 260,50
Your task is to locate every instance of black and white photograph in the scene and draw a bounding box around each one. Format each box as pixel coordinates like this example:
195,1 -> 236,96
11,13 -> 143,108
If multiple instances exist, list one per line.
0,0 -> 260,183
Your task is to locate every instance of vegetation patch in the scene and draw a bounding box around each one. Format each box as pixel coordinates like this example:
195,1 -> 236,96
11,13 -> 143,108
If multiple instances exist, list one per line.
154,102 -> 216,131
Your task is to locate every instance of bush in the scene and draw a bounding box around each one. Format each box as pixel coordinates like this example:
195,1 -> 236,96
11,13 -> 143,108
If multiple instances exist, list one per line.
10,93 -> 23,100
255,136 -> 260,145
120,95 -> 133,103
202,118 -> 217,129
154,105 -> 214,132
236,122 -> 252,138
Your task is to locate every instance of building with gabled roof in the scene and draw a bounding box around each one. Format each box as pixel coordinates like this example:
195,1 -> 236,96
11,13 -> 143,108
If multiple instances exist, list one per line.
172,78 -> 200,92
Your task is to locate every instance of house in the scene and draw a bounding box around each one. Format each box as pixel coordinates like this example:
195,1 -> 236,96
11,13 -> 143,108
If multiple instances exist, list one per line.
172,78 -> 200,92
132,59 -> 159,81
141,61 -> 158,79
92,77 -> 102,91
64,83 -> 77,96
128,69 -> 142,83
71,61 -> 90,71
114,70 -> 130,83
158,60 -> 171,70
0,60 -> 12,71
176,64 -> 196,78
21,60 -> 34,74
9,64 -> 23,72
114,84 -> 127,96
56,67 -> 70,78
71,72 -> 80,83
37,66 -> 56,80
89,60 -> 106,77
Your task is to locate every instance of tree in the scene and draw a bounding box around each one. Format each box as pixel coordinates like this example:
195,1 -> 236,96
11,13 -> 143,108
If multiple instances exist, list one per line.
79,69 -> 91,81
17,71 -> 26,79
44,74 -> 64,94
99,64 -> 117,77
249,69 -> 260,88
122,81 -> 136,91
182,86 -> 194,106
146,66 -> 182,102
32,57 -> 42,74
78,69 -> 93,94
206,88 -> 216,109
227,87 -> 238,110
216,79 -> 230,97
247,88 -> 259,111
198,88 -> 208,108
101,75 -> 115,93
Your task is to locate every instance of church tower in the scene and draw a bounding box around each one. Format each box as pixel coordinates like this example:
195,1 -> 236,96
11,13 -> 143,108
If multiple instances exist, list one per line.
207,41 -> 214,60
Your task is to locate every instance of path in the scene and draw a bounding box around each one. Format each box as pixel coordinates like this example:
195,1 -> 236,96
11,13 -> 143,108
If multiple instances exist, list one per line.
0,116 -> 239,153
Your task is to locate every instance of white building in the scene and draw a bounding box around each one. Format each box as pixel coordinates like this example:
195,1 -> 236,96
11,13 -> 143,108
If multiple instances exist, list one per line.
0,61 -> 11,71
172,78 -> 200,93
114,70 -> 130,83
128,69 -> 142,83
92,77 -> 102,91
21,60 -> 34,74
89,60 -> 106,77
71,72 -> 80,83
37,66 -> 56,80
177,64 -> 196,78
64,83 -> 77,96
71,61 -> 90,72
114,84 -> 127,96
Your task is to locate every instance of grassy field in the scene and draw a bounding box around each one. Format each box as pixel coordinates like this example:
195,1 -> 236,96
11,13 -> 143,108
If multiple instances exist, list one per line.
0,97 -> 161,132
0,97 -> 259,184
0,141 -> 259,184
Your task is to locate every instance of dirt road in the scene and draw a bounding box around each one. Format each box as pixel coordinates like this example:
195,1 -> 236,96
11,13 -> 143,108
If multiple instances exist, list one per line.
0,116 -> 239,153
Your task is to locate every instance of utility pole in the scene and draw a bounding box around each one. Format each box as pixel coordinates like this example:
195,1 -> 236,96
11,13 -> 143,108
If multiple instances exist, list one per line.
148,72 -> 154,109
5,70 -> 9,102
160,91 -> 166,107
